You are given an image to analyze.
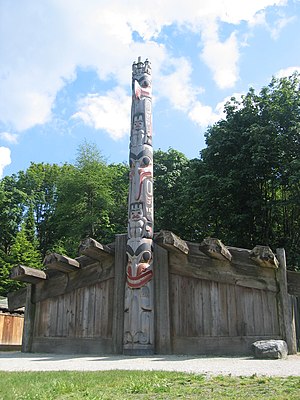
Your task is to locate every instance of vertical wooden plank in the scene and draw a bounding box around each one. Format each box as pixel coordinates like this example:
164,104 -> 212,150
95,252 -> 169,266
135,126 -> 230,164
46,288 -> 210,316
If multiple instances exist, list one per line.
107,279 -> 114,337
49,298 -> 58,337
112,233 -> 126,353
153,243 -> 172,354
87,284 -> 96,337
94,281 -> 102,337
211,281 -> 219,336
56,295 -> 64,337
227,283 -> 237,337
202,279 -> 212,336
218,283 -> 229,336
22,284 -> 36,352
235,286 -> 246,336
68,290 -> 76,337
242,288 -> 254,336
252,289 -> 264,334
169,274 -> 179,337
276,248 -> 297,354
194,279 -> 203,336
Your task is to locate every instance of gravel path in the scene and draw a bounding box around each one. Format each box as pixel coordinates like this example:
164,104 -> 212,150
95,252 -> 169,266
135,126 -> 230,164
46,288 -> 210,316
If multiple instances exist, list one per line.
1,352 -> 300,376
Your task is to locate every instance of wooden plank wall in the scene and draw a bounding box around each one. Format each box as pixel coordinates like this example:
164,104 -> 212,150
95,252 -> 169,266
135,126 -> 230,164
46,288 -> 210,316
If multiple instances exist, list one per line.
31,279 -> 114,354
0,313 -> 24,346
168,242 -> 281,355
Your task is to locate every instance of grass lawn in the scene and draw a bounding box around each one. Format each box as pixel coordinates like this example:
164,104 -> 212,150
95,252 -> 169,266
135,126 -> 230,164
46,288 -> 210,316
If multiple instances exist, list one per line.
0,370 -> 299,399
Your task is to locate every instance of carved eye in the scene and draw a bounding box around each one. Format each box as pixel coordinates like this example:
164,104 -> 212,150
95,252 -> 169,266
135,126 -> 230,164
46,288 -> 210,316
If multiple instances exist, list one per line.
141,157 -> 150,167
142,251 -> 151,262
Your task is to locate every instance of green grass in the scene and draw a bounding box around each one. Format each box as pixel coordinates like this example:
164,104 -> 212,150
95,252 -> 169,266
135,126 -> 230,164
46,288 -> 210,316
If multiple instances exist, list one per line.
0,371 -> 299,399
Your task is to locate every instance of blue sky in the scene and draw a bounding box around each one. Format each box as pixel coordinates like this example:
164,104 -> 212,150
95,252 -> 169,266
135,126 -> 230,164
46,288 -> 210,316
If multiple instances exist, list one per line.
1,0 -> 300,177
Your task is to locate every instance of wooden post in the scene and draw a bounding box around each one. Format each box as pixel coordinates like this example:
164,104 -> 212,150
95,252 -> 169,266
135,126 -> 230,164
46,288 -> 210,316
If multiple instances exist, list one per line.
21,284 -> 36,353
154,243 -> 171,354
112,234 -> 127,354
276,248 -> 297,354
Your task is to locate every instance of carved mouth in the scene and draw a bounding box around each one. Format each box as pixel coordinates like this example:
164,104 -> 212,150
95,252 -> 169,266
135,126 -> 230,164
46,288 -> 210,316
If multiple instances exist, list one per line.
127,269 -> 153,288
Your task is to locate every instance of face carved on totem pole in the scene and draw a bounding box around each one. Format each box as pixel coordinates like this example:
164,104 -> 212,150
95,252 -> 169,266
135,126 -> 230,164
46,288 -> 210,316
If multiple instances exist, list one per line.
131,207 -> 143,221
133,115 -> 144,131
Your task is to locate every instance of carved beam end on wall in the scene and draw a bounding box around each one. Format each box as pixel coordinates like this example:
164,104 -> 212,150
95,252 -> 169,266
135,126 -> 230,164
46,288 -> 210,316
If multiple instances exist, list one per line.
9,264 -> 47,284
78,237 -> 115,261
199,237 -> 232,262
154,230 -> 189,255
43,253 -> 80,273
250,245 -> 279,269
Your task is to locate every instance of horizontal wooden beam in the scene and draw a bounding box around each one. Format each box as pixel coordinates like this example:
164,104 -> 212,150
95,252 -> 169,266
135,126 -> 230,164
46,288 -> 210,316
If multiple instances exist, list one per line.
169,251 -> 278,292
7,287 -> 27,311
10,265 -> 47,284
78,237 -> 114,261
43,253 -> 80,273
33,261 -> 114,303
154,230 -> 189,254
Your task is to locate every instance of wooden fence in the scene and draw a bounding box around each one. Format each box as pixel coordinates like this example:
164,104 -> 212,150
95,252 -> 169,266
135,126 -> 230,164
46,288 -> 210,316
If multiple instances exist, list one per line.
0,311 -> 24,349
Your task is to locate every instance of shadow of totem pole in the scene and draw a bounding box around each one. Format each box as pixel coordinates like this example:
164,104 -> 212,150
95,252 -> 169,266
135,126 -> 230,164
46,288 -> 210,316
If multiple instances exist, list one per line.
124,57 -> 154,355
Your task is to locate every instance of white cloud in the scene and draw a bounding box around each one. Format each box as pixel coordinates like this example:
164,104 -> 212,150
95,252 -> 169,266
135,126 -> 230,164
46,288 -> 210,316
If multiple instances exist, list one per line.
0,147 -> 11,178
200,18 -> 240,89
72,87 -> 131,140
0,0 -> 291,136
275,66 -> 300,78
188,102 -> 220,127
157,57 -> 204,111
0,132 -> 19,144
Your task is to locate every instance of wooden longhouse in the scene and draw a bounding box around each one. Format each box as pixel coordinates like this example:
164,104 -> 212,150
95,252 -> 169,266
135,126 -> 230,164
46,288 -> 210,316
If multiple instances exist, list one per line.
7,231 -> 300,355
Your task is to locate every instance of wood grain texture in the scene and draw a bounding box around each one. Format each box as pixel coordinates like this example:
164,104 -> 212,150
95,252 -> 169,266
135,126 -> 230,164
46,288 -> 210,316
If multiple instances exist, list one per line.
153,243 -> 171,354
276,248 -> 297,354
33,280 -> 114,340
33,261 -> 114,303
22,285 -> 36,352
112,234 -> 126,354
10,265 -> 47,284
0,314 -> 24,345
154,230 -> 189,254
169,274 -> 280,342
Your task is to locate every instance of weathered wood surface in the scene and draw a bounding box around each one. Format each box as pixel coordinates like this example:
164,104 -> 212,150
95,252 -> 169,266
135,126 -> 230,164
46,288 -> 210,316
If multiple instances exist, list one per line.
169,274 -> 280,339
79,237 -> 114,261
172,336 -> 282,356
287,270 -> 300,296
31,337 -> 113,354
153,243 -> 171,354
250,245 -> 279,269
33,279 -> 114,340
0,314 -> 24,345
112,234 -> 126,354
33,261 -> 114,304
199,238 -> 232,262
7,288 -> 27,311
169,243 -> 278,292
275,248 -> 297,354
22,285 -> 36,352
10,265 -> 47,284
43,253 -> 80,273
154,230 -> 189,254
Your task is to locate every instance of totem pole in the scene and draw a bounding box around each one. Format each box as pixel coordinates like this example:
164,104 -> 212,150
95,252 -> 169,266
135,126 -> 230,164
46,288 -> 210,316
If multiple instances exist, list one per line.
124,57 -> 154,355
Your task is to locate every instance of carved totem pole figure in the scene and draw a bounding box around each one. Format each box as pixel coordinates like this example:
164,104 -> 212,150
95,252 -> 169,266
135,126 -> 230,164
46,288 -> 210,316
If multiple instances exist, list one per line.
124,57 -> 154,354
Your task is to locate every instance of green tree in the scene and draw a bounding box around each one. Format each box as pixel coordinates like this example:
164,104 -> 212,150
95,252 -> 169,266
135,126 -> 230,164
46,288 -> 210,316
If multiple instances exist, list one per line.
197,72 -> 300,267
154,148 -> 190,236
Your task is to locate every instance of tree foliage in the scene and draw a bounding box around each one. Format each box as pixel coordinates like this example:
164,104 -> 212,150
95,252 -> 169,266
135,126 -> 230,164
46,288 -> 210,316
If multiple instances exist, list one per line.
1,73 -> 300,295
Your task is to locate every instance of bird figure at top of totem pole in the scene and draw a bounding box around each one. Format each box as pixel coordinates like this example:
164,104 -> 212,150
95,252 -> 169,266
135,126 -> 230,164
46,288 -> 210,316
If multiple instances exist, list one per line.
124,57 -> 154,354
